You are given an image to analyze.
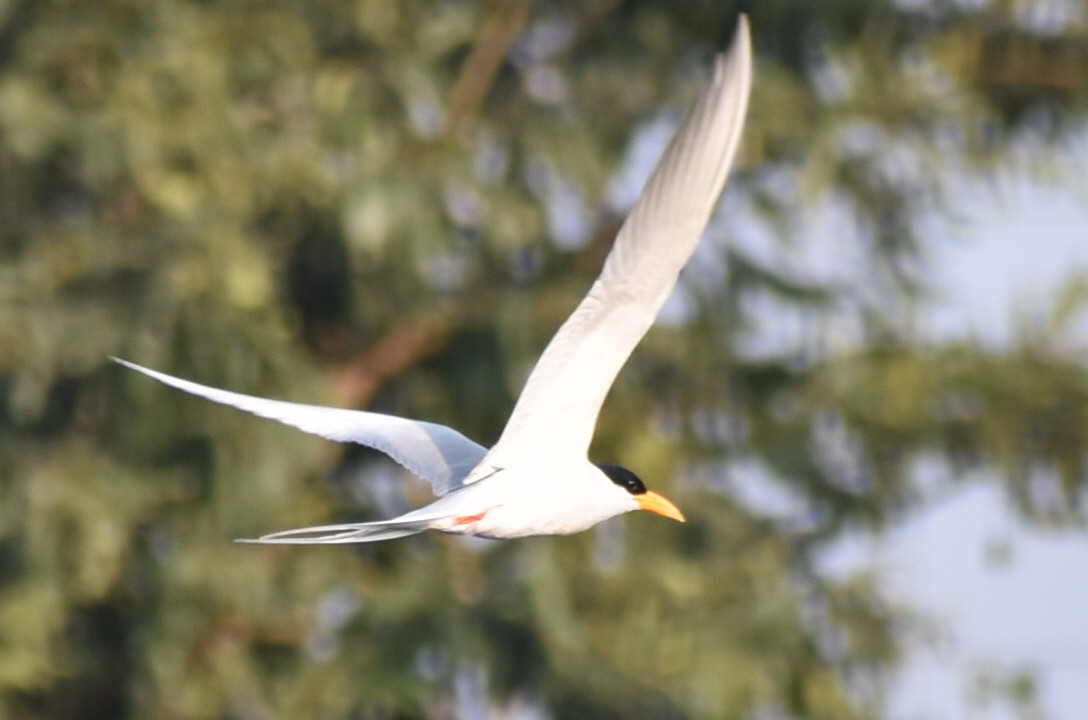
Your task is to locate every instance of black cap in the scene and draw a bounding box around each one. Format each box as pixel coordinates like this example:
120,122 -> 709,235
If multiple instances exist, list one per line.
597,464 -> 647,496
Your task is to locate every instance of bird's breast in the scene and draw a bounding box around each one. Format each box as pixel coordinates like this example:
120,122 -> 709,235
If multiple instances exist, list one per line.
431,464 -> 630,538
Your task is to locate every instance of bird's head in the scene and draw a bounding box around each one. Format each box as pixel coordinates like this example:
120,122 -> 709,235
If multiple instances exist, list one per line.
596,463 -> 685,523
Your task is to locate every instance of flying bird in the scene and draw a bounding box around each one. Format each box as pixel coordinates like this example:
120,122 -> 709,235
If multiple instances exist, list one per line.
116,17 -> 752,544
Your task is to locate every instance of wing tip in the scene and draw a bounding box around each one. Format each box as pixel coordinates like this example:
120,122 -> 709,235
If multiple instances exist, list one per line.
716,13 -> 753,85
112,356 -> 164,381
718,12 -> 751,55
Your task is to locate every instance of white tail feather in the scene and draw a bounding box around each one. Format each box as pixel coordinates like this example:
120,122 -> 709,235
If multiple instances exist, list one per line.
235,514 -> 455,544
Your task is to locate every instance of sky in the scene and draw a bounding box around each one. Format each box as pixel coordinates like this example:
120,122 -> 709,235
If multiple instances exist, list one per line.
852,179 -> 1088,720
610,91 -> 1088,719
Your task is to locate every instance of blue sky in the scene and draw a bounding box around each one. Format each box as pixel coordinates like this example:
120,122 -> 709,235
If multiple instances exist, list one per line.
618,95 -> 1088,718
867,179 -> 1088,720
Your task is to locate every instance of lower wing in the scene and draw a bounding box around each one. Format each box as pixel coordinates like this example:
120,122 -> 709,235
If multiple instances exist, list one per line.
114,358 -> 488,495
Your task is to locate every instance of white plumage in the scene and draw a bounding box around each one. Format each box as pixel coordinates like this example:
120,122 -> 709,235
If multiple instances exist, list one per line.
116,17 -> 753,543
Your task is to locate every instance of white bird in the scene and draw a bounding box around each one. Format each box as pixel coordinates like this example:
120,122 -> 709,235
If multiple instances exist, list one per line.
116,17 -> 752,544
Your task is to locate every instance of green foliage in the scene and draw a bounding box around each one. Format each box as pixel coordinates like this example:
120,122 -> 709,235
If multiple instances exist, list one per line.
1,0 -> 1086,718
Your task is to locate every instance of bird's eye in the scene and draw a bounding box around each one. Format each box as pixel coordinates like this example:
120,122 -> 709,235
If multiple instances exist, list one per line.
596,463 -> 647,495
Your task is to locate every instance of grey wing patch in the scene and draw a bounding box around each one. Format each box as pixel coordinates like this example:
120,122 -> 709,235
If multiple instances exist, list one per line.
114,358 -> 487,495
373,418 -> 489,494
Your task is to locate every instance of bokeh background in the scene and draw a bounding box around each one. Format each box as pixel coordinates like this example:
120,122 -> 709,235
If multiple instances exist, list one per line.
1,1 -> 1086,718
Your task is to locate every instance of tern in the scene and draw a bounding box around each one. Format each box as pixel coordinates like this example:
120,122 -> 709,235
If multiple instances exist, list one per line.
116,18 -> 752,544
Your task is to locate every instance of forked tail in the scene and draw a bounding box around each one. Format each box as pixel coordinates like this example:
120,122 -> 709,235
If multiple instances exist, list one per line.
236,515 -> 451,544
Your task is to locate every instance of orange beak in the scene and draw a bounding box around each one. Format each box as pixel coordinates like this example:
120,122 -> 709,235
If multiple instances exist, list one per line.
635,491 -> 685,522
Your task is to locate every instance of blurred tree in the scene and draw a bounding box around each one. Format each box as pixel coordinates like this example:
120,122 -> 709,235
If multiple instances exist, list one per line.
0,0 -> 1086,718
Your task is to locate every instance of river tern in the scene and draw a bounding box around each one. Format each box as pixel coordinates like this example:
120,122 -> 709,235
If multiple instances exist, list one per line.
116,17 -> 752,543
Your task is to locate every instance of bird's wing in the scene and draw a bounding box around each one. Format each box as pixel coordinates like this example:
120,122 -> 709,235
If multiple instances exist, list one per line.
113,358 -> 487,495
485,18 -> 753,466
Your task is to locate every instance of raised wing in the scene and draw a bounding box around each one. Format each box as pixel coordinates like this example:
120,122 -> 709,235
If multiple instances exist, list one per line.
114,358 -> 487,495
486,18 -> 753,465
